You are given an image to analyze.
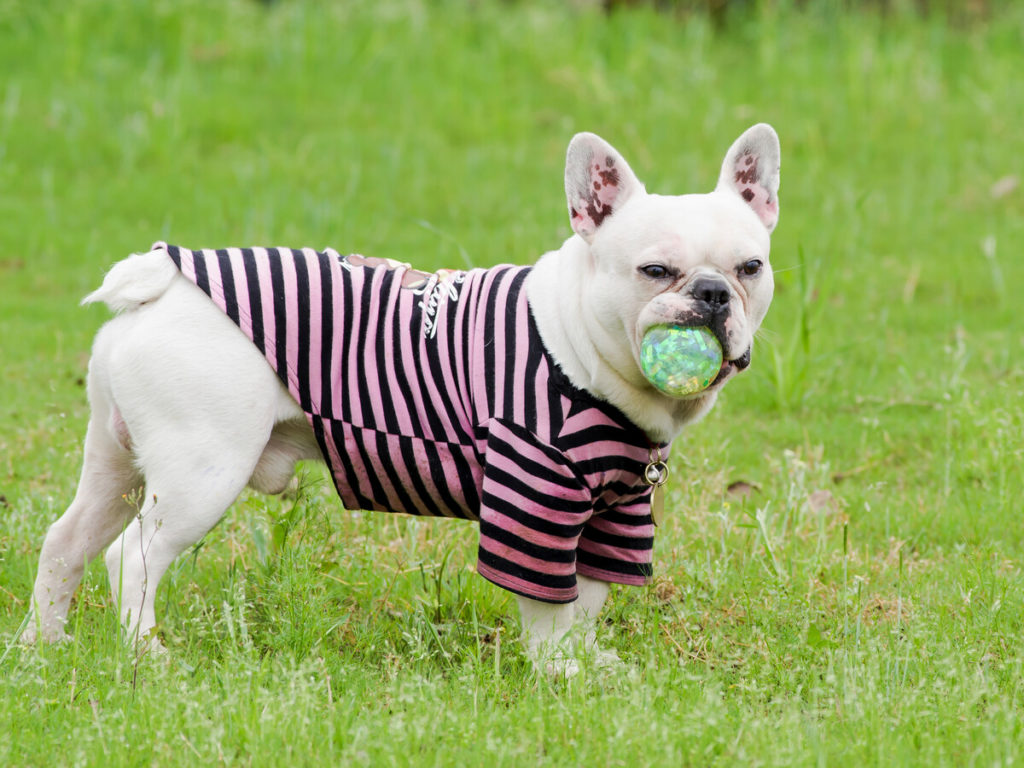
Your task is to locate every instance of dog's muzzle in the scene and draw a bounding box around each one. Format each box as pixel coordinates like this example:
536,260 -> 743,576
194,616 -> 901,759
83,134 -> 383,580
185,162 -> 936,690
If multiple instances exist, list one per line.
668,276 -> 750,387
690,276 -> 731,320
677,275 -> 733,350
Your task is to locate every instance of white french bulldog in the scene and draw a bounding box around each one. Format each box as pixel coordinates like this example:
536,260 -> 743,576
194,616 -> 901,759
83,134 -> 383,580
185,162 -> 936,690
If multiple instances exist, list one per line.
25,124 -> 779,674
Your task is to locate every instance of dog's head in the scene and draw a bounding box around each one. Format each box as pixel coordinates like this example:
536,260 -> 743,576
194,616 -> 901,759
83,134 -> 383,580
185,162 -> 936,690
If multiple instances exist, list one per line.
564,124 -> 779,399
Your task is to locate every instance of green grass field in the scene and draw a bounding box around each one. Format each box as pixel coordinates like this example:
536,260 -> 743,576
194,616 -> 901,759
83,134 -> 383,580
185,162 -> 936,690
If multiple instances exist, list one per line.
2,0 -> 1023,764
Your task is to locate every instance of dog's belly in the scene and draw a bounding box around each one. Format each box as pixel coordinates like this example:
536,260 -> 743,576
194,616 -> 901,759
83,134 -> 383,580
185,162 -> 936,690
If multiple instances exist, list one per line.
249,417 -> 321,495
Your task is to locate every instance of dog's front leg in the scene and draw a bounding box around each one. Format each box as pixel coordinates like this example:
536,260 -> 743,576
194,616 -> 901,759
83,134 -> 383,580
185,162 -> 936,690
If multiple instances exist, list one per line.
516,595 -> 576,675
574,573 -> 610,651
575,574 -> 622,669
516,575 -> 615,677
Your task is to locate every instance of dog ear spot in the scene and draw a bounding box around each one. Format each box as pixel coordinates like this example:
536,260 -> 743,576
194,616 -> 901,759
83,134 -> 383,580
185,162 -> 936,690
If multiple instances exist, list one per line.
569,157 -> 621,237
585,199 -> 612,227
598,166 -> 619,187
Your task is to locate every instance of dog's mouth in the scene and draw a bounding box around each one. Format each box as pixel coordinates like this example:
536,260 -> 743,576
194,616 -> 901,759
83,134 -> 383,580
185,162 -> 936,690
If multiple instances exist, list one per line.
636,322 -> 752,396
711,347 -> 752,387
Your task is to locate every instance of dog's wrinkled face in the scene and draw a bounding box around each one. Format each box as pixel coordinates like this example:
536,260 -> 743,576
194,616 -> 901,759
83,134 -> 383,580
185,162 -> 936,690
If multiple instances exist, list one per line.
564,124 -> 780,399
595,192 -> 774,393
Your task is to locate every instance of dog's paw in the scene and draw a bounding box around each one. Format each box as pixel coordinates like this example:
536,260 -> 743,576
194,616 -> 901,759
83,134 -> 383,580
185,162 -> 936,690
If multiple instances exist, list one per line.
534,645 -> 624,679
542,654 -> 582,679
590,646 -> 624,670
129,632 -> 168,658
19,624 -> 37,646
19,619 -> 70,646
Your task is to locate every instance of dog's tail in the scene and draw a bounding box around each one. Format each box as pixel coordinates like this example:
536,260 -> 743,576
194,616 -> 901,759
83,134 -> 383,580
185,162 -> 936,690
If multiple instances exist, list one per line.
82,248 -> 179,313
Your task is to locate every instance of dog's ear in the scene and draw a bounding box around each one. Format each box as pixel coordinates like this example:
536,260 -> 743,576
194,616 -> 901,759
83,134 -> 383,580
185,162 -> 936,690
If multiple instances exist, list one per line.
715,123 -> 781,232
565,133 -> 644,243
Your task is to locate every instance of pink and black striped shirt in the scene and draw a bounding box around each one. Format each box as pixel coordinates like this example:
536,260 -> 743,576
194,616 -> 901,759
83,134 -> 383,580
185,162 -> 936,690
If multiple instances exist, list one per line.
162,242 -> 667,603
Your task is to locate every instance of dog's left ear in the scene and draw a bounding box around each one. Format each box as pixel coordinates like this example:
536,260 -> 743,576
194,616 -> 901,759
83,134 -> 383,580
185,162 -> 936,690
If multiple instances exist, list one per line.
565,133 -> 644,243
715,123 -> 781,232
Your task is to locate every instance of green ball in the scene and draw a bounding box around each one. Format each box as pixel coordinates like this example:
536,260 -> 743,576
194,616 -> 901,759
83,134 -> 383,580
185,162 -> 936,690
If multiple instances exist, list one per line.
640,325 -> 723,397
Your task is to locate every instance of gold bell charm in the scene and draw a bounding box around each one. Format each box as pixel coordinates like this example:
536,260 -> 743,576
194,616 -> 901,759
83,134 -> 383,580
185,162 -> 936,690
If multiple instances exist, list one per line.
644,448 -> 669,527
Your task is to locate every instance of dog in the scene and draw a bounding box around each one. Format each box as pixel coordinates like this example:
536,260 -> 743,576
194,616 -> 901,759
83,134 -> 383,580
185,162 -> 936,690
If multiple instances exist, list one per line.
25,125 -> 780,674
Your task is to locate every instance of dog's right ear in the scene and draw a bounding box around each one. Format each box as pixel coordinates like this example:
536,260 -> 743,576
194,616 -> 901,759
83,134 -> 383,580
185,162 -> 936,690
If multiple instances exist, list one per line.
715,123 -> 781,232
565,133 -> 644,243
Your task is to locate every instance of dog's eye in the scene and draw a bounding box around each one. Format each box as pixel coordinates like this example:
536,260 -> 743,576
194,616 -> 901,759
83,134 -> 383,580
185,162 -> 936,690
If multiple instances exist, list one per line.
639,264 -> 671,279
739,259 -> 763,277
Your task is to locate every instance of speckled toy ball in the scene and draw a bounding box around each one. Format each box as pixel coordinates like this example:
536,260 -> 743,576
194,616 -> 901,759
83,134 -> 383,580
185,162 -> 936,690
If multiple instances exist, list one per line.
640,325 -> 723,397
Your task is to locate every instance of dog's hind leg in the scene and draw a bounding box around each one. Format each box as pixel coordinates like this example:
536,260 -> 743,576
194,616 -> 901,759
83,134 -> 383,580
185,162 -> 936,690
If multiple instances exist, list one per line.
97,283 -> 302,644
25,379 -> 142,644
101,394 -> 287,645
103,435 -> 267,647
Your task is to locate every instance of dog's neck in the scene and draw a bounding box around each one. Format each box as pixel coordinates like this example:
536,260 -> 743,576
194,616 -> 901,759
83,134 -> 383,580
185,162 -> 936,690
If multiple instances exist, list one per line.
526,238 -> 717,444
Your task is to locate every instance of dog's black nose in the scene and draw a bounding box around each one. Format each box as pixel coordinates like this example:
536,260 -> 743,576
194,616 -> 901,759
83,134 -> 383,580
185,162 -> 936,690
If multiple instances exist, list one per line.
690,276 -> 731,314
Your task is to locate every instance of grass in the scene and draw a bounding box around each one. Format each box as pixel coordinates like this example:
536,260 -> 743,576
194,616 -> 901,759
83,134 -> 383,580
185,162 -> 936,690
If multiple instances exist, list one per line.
2,0 -> 1024,764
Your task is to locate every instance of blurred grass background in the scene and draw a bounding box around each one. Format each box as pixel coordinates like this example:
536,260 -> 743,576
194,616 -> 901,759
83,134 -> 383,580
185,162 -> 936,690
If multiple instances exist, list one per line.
1,1 -> 1023,765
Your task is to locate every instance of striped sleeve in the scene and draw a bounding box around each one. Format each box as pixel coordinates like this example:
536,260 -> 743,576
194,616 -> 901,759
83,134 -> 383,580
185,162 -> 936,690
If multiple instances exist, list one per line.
476,419 -> 591,603
576,497 -> 655,586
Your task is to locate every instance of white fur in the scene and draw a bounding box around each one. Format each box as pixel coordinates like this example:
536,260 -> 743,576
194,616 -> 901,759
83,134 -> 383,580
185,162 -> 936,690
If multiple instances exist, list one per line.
25,126 -> 780,675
